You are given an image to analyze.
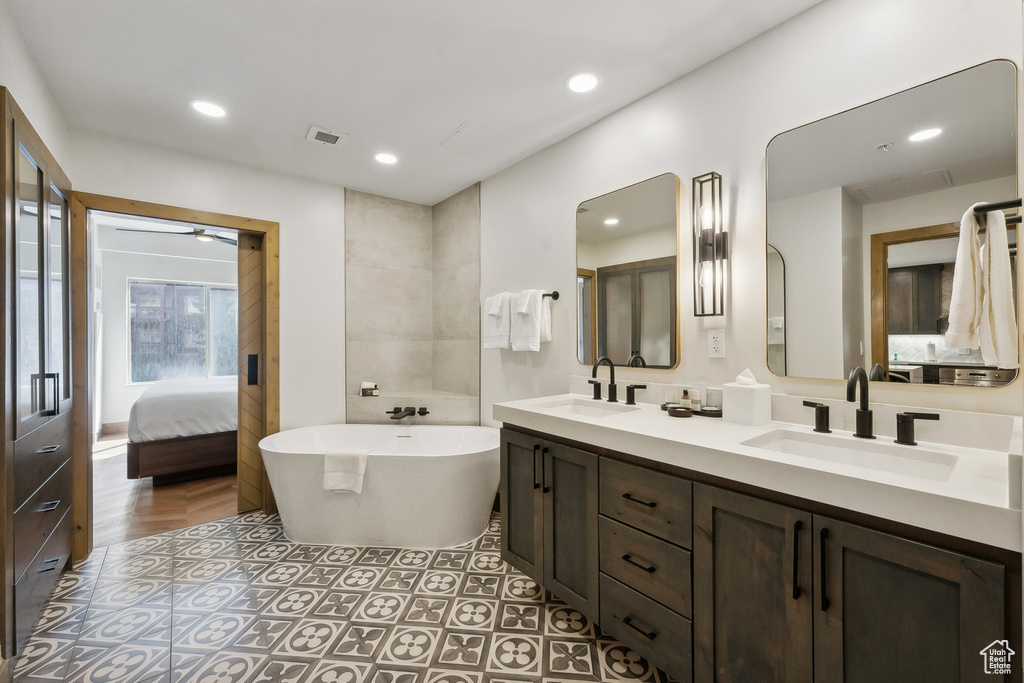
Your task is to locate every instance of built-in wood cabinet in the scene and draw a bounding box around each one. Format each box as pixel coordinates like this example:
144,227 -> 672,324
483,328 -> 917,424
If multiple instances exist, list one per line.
887,264 -> 944,334
500,426 -> 1017,683
499,429 -> 599,620
2,88 -> 74,656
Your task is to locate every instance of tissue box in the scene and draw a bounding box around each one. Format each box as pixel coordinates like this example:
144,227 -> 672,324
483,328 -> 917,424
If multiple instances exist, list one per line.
722,382 -> 772,425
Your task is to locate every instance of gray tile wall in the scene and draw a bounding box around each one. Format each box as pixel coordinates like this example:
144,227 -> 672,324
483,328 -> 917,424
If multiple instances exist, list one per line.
345,185 -> 480,425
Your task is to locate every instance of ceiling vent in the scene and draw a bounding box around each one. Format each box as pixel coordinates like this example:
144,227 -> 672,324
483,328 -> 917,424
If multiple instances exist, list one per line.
852,168 -> 952,204
305,125 -> 348,147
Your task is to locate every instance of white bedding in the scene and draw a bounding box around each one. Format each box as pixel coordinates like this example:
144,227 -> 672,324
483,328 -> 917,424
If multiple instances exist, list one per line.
128,377 -> 238,443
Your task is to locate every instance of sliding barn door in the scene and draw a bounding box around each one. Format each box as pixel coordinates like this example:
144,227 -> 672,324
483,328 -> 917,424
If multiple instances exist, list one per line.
237,233 -> 277,513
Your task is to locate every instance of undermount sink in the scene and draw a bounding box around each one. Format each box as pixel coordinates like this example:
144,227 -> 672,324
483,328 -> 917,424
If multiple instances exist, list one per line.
535,397 -> 640,419
741,429 -> 958,482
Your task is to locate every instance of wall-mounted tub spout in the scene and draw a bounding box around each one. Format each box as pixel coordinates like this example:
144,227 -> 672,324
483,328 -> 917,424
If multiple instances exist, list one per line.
386,407 -> 416,420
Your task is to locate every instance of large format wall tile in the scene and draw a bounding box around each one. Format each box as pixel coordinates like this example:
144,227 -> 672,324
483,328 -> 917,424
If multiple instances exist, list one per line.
346,189 -> 432,271
434,341 -> 480,397
348,265 -> 433,341
433,184 -> 480,272
433,263 -> 480,341
345,340 -> 433,397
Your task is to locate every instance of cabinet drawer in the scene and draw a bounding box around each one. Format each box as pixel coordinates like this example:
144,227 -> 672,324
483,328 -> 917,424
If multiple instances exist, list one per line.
14,509 -> 71,654
599,516 -> 691,618
600,457 -> 692,548
600,574 -> 692,683
14,458 -> 72,583
13,412 -> 72,510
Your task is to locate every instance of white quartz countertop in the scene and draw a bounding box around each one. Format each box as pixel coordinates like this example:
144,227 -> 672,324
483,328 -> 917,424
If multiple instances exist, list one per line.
493,393 -> 1021,551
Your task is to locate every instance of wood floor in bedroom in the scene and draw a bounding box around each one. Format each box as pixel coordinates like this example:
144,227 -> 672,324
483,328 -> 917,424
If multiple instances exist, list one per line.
92,434 -> 239,547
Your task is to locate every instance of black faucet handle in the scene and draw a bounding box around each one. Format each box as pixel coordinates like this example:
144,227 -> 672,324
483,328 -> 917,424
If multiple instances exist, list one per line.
802,401 -> 831,433
895,412 -> 940,446
625,384 -> 647,406
385,407 -> 403,415
588,379 -> 602,401
417,407 -> 429,416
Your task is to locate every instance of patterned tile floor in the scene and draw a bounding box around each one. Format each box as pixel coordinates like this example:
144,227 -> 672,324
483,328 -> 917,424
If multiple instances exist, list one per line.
15,512 -> 674,683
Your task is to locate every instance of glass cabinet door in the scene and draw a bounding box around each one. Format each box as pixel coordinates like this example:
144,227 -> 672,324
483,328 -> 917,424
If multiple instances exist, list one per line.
48,183 -> 71,411
15,143 -> 46,435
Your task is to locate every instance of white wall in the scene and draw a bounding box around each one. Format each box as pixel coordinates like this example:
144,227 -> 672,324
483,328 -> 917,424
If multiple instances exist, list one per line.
70,131 -> 347,430
480,0 -> 1023,424
841,190 -> 864,375
577,224 -> 676,271
97,227 -> 237,425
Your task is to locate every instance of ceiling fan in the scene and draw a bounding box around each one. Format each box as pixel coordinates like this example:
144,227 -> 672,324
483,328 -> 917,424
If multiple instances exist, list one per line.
115,226 -> 237,246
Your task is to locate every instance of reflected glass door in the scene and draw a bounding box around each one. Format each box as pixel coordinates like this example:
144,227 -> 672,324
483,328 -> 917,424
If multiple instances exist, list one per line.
16,144 -> 46,433
48,184 -> 71,409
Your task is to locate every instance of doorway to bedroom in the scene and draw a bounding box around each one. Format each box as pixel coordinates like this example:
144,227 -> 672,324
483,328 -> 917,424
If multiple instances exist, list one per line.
70,193 -> 281,560
89,211 -> 240,546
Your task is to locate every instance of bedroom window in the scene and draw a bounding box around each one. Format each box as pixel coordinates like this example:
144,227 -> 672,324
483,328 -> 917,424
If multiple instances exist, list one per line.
129,280 -> 238,383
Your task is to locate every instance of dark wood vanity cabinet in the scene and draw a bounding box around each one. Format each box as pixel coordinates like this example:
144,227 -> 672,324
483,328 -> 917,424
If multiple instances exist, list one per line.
500,426 -> 1016,683
499,429 -> 599,620
2,88 -> 75,655
694,484 -> 1007,683
887,264 -> 944,334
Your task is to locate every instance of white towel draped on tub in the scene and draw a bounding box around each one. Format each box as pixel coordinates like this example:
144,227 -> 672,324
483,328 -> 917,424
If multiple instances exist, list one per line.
323,449 -> 370,493
483,292 -> 513,349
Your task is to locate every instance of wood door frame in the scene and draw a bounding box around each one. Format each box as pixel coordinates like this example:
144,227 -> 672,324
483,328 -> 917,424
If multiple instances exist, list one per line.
69,193 -> 280,561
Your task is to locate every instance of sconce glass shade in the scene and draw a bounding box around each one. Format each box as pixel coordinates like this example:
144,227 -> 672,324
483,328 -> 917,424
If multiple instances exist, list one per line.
693,172 -> 726,316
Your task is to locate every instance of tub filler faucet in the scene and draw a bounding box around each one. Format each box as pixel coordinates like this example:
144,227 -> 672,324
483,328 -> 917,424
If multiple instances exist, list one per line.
386,407 -> 416,420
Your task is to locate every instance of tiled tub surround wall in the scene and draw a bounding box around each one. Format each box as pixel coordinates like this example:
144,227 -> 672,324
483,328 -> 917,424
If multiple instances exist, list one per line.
15,512 -> 673,683
345,187 -> 480,425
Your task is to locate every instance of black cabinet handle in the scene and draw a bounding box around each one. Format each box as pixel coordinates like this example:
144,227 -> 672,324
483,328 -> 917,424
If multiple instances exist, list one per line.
35,444 -> 60,454
37,500 -> 60,512
38,557 -> 61,573
541,447 -> 550,493
247,354 -> 259,385
819,528 -> 830,612
621,493 -> 657,508
621,554 -> 656,574
792,520 -> 802,600
621,616 -> 657,640
47,372 -> 60,416
532,445 -> 540,489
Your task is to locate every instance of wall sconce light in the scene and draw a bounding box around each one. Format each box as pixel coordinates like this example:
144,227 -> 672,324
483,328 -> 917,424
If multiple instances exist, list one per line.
692,171 -> 727,316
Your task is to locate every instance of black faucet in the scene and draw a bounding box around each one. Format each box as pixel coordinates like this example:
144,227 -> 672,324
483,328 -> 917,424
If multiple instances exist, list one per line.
386,407 -> 416,420
625,384 -> 647,406
627,352 -> 647,368
802,400 -> 831,433
895,412 -> 940,446
846,367 -> 874,439
592,356 -> 617,403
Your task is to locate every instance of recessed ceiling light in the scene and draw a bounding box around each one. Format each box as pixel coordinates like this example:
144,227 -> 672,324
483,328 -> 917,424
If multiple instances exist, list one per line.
566,73 -> 598,93
373,152 -> 398,165
604,218 -> 619,226
189,100 -> 226,117
908,128 -> 942,142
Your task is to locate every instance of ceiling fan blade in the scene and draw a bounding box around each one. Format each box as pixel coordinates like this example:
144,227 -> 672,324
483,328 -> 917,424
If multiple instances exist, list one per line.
115,227 -> 194,236
214,235 -> 238,246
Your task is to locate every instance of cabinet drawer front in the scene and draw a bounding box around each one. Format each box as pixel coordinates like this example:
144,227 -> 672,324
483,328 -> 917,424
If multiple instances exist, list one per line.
14,458 -> 72,583
600,457 -> 692,548
599,516 -> 691,618
14,509 -> 71,654
600,574 -> 692,682
13,411 -> 72,510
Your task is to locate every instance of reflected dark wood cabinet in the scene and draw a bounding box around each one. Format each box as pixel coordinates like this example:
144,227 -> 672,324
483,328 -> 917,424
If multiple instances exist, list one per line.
501,426 -> 1017,683
499,429 -> 599,620
887,264 -> 944,334
2,88 -> 74,656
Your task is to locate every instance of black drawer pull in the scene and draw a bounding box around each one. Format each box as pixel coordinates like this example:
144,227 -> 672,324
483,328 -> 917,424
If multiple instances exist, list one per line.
621,554 -> 656,573
532,445 -> 540,489
35,444 -> 60,454
819,528 -> 830,612
622,616 -> 657,640
541,447 -> 550,493
37,500 -> 61,512
38,557 -> 61,573
792,520 -> 802,600
622,493 -> 657,508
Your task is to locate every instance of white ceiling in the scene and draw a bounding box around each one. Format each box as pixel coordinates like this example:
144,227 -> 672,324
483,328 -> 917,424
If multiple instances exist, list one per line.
5,0 -> 823,206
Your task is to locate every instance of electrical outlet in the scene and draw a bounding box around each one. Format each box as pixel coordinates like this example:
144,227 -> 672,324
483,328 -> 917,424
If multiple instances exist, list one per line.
708,329 -> 726,358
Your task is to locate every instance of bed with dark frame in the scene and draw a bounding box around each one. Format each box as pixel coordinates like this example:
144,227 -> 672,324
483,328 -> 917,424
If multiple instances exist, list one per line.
126,377 -> 238,485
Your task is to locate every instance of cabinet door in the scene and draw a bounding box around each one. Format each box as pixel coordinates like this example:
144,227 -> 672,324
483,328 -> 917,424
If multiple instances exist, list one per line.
543,442 -> 599,620
813,517 -> 1006,683
887,269 -> 914,335
500,429 -> 543,583
693,485 -> 813,683
46,182 -> 72,413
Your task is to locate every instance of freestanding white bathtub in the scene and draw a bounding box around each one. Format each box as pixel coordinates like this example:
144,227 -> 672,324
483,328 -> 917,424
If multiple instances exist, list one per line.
258,424 -> 500,548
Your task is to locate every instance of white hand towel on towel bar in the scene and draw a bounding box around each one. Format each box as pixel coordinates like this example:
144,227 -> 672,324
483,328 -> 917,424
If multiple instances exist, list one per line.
945,203 -> 984,349
483,292 -> 513,349
511,289 -> 544,351
323,449 -> 370,493
978,210 -> 1019,368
